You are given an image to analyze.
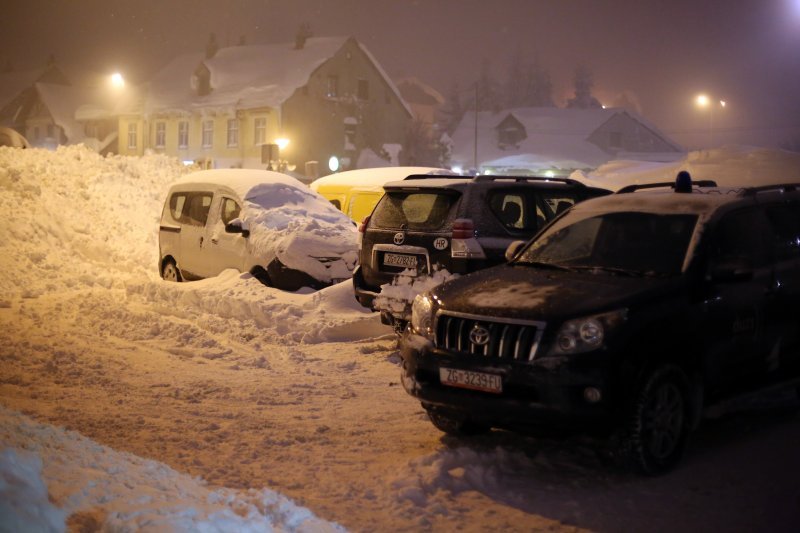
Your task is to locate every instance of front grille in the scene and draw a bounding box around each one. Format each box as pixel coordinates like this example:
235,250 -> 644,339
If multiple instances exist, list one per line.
435,311 -> 546,361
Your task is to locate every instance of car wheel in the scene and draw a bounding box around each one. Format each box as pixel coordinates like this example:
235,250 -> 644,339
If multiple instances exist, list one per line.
619,364 -> 691,475
251,266 -> 272,287
161,259 -> 181,282
425,406 -> 490,437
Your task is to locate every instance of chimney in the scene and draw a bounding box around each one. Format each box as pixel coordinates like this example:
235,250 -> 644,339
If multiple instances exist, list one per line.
294,23 -> 312,50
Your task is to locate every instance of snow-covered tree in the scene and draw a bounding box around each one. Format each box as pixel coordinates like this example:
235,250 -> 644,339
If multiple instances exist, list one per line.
472,58 -> 502,112
524,57 -> 555,108
438,82 -> 465,135
566,65 -> 602,109
504,48 -> 528,108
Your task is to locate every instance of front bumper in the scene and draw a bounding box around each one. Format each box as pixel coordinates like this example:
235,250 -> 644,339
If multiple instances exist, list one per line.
400,332 -> 620,433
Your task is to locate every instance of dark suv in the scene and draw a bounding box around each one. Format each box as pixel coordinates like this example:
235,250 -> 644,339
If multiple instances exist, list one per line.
352,175 -> 610,328
400,178 -> 800,474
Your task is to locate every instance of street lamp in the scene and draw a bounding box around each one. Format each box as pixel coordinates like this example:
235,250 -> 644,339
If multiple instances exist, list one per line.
110,72 -> 125,89
694,94 -> 727,147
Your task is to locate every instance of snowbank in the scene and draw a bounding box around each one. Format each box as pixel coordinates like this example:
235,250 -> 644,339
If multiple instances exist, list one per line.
0,407 -> 343,532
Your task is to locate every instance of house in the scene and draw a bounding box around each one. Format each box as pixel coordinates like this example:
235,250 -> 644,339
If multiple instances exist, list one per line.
120,36 -> 413,178
0,63 -> 118,152
449,107 -> 685,176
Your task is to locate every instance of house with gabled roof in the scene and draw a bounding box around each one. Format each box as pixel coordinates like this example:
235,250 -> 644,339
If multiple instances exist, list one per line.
0,63 -> 118,152
449,107 -> 685,176
120,36 -> 412,178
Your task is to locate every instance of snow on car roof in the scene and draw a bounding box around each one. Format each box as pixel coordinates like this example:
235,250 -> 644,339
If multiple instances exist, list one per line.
171,169 -> 307,201
571,187 -> 742,216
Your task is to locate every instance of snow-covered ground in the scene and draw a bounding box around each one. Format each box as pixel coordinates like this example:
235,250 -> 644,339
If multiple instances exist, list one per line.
1,145 -> 799,532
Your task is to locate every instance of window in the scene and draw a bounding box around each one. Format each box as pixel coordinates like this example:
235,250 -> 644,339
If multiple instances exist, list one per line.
155,122 -> 166,148
220,198 -> 241,225
326,75 -> 338,98
372,192 -> 458,231
764,204 -> 800,260
710,209 -> 772,268
178,121 -> 189,149
182,192 -> 213,226
227,119 -> 239,147
127,123 -> 137,149
357,79 -> 369,100
254,117 -> 266,145
202,120 -> 213,148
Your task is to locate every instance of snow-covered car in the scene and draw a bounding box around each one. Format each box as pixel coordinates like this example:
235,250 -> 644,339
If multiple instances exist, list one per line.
158,169 -> 358,291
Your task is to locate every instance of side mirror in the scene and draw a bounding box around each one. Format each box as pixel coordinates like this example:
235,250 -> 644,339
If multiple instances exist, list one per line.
505,240 -> 527,262
710,257 -> 753,282
225,219 -> 250,238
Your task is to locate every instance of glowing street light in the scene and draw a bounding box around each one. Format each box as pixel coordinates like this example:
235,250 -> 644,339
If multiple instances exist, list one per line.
274,137 -> 290,150
694,93 -> 727,147
110,72 -> 125,89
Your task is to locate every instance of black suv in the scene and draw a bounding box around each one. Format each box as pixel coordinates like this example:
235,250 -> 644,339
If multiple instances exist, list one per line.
352,175 -> 610,328
400,178 -> 800,474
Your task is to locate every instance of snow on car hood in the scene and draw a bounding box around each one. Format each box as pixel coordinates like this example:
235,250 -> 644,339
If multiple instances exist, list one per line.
243,182 -> 358,281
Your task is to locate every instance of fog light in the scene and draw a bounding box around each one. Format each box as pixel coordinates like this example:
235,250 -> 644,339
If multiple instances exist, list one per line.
583,387 -> 602,403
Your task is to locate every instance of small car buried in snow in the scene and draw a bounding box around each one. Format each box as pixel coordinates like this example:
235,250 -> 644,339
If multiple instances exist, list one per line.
400,176 -> 800,474
158,169 -> 358,291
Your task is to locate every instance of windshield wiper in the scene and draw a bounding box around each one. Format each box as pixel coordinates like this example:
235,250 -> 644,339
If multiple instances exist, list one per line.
513,260 -> 575,271
567,265 -> 647,277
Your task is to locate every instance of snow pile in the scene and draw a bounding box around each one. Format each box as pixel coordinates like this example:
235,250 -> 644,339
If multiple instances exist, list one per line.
573,145 -> 800,191
0,145 -> 189,299
0,407 -> 343,532
373,269 -> 458,318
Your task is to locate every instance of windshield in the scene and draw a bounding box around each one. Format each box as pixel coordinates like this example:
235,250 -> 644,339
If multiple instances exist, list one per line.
516,212 -> 698,276
371,191 -> 459,231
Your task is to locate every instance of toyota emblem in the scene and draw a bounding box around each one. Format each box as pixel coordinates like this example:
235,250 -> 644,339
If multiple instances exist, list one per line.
393,232 -> 405,245
469,324 -> 490,346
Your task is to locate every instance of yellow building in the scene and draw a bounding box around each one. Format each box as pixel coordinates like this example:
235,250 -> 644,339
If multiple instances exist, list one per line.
118,36 -> 412,179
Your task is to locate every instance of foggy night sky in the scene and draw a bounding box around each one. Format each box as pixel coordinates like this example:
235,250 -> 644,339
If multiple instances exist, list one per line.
3,0 -> 800,149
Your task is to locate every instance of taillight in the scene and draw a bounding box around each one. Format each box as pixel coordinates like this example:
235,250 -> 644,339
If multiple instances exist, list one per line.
452,218 -> 474,239
358,215 -> 371,233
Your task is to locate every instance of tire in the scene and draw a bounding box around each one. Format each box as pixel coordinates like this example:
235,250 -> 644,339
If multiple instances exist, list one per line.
425,406 -> 490,437
161,259 -> 181,282
251,266 -> 272,287
619,364 -> 691,475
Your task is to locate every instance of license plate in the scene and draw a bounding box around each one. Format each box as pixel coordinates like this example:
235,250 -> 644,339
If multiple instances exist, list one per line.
439,367 -> 502,394
383,253 -> 417,268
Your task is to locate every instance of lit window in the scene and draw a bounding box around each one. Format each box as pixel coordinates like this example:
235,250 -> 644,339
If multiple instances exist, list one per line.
326,75 -> 338,98
155,122 -> 166,148
254,117 -> 266,145
202,120 -> 213,148
178,121 -> 189,149
127,123 -> 137,149
227,119 -> 239,147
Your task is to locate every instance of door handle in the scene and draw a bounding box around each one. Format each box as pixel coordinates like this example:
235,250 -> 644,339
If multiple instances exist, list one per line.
211,238 -> 219,245
199,236 -> 204,247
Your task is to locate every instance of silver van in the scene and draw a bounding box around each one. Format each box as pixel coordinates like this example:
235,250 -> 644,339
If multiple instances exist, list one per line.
158,169 -> 358,291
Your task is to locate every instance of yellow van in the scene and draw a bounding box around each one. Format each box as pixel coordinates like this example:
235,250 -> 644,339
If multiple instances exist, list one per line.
310,167 -> 453,222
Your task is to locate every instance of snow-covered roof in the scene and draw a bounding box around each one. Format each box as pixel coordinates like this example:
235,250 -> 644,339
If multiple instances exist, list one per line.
450,107 -> 682,173
0,68 -> 47,109
34,83 -> 88,143
144,37 -> 411,116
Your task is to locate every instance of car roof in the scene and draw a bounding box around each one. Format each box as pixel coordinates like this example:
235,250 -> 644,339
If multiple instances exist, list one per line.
571,187 -> 748,216
169,169 -> 306,200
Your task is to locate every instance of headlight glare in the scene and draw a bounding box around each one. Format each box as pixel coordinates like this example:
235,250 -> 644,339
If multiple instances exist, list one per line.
548,309 -> 626,356
411,293 -> 434,339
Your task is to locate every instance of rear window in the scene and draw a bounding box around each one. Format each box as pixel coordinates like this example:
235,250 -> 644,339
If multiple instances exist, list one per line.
488,189 -> 583,231
372,192 -> 459,231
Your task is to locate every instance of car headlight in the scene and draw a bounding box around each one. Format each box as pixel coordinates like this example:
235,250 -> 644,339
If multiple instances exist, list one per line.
548,309 -> 627,356
411,292 -> 434,339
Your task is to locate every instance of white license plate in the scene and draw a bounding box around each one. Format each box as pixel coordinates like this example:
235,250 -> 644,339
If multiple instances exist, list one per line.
384,253 -> 418,268
439,367 -> 502,394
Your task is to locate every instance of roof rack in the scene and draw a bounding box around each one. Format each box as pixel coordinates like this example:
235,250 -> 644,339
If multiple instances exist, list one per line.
616,180 -> 718,194
471,175 -> 586,187
738,183 -> 798,197
403,174 -> 472,181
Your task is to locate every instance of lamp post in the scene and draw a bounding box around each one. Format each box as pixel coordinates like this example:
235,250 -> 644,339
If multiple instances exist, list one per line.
695,94 -> 727,147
